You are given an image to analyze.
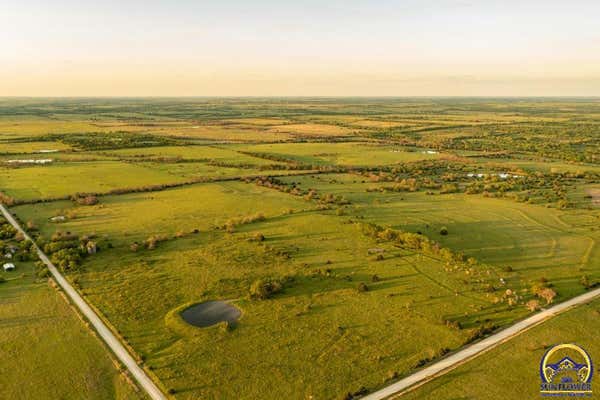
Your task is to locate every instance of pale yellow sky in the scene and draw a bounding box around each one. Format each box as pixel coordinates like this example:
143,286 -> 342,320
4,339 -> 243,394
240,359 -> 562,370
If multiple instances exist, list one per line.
2,0 -> 600,96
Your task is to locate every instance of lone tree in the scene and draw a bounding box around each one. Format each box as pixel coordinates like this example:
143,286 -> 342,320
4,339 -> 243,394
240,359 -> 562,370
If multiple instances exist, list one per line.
440,227 -> 448,236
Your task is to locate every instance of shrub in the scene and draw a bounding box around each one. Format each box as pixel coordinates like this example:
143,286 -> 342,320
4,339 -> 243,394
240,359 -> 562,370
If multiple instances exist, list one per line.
440,183 -> 459,194
580,275 -> 591,289
249,278 -> 284,300
144,234 -> 167,249
439,227 -> 448,236
526,299 -> 540,311
536,287 -> 557,304
444,319 -> 462,330
73,195 -> 99,206
249,232 -> 265,242
357,282 -> 369,292
466,323 -> 497,343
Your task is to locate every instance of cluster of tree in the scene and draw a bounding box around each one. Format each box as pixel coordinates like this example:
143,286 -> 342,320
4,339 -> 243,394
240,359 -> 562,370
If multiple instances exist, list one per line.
0,237 -> 36,261
249,176 -> 350,205
45,132 -> 176,150
530,279 -> 558,305
0,220 -> 17,239
358,222 -> 466,264
207,159 -> 311,171
41,231 -> 99,272
0,192 -> 16,206
412,122 -> 598,164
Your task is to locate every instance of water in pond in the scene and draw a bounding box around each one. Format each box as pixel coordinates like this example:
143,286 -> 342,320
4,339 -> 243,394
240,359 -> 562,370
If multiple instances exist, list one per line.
180,301 -> 241,327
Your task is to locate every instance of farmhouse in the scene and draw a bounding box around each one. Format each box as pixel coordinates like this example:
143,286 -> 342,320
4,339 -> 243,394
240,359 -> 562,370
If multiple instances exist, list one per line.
3,263 -> 15,271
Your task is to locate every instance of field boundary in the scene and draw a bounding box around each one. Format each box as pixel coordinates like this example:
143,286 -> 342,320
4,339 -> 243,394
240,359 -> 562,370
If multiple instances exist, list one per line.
0,203 -> 168,400
360,286 -> 600,399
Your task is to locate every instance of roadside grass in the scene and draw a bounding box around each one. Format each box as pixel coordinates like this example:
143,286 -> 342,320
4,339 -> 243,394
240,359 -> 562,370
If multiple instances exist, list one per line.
0,262 -> 143,400
402,298 -> 600,400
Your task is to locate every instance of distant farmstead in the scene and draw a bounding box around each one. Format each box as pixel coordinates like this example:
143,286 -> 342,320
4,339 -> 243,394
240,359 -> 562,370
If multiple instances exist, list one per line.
3,263 -> 15,271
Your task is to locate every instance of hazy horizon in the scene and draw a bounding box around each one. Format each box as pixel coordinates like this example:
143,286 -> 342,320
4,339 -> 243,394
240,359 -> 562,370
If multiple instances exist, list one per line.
3,0 -> 600,96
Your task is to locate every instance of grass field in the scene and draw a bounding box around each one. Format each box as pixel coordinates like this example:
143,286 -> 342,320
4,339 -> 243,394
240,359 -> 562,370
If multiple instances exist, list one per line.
0,140 -> 72,154
233,142 -> 446,166
403,298 -> 600,400
0,260 -> 142,400
1,98 -> 599,399
0,161 -> 190,201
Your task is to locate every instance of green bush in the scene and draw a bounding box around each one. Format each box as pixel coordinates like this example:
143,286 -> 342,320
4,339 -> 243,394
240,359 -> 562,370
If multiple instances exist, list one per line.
357,282 -> 369,292
249,278 -> 284,300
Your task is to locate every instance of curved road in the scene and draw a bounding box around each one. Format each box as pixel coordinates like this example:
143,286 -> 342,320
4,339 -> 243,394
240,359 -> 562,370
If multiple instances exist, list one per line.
0,204 -> 167,400
361,285 -> 600,399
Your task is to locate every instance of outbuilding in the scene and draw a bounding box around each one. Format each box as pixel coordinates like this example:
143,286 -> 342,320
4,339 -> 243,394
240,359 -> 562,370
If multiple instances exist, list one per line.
3,263 -> 15,271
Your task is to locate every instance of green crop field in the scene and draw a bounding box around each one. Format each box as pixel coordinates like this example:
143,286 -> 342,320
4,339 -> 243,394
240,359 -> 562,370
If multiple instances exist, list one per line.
1,98 -> 599,399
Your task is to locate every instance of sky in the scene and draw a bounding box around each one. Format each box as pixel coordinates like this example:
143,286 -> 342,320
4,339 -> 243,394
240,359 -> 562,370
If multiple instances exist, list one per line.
2,0 -> 600,96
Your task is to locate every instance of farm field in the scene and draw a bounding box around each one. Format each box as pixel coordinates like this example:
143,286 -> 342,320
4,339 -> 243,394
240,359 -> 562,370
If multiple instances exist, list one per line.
0,98 -> 599,399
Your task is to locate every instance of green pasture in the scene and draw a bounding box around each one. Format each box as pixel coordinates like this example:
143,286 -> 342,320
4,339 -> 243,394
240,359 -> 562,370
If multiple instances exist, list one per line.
0,161 -> 189,200
0,98 -> 598,399
48,211 -> 510,399
279,174 -> 600,299
0,141 -> 72,154
233,142 -> 445,166
0,262 -> 141,400
13,181 -> 311,244
404,298 -> 600,400
105,145 -> 288,166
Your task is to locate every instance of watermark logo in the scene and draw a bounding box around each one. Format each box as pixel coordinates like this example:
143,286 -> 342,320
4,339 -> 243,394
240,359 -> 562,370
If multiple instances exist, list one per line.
540,343 -> 593,397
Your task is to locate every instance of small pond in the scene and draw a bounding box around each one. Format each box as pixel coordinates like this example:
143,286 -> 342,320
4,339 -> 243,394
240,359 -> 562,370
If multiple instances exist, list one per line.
180,300 -> 241,328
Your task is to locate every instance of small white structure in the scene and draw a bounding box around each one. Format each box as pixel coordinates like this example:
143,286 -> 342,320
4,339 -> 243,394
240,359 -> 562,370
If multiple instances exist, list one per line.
50,215 -> 66,222
3,263 -> 15,271
4,253 -> 12,259
7,159 -> 53,164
